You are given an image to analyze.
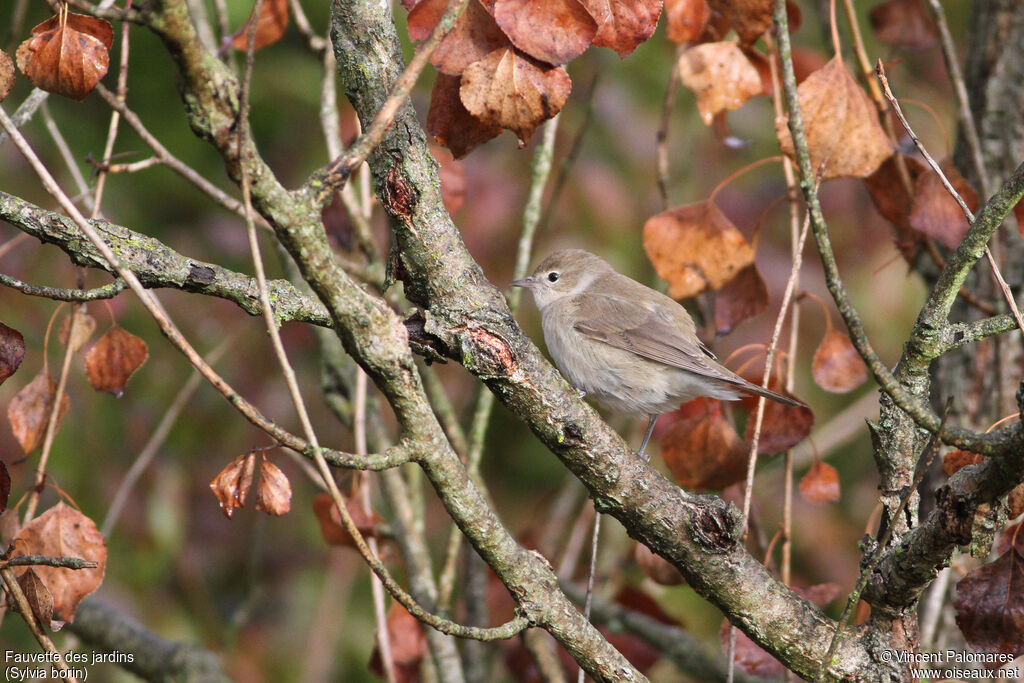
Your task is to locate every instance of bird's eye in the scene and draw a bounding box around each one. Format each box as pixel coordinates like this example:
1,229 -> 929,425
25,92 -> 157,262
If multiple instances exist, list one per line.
547,271 -> 560,283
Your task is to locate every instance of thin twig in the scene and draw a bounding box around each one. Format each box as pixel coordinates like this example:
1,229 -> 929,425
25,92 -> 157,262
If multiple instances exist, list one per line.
657,48 -> 683,211
310,0 -> 472,203
2,555 -> 99,570
0,274 -> 128,301
876,63 -> 1024,338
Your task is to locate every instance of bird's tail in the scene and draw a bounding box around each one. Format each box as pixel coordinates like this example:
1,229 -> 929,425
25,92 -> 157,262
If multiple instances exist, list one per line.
729,376 -> 806,408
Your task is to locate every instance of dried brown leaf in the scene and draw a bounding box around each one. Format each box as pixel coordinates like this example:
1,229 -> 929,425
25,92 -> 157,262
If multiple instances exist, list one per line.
369,604 -> 427,683
635,542 -> 685,585
16,568 -> 54,629
941,449 -> 984,477
0,49 -> 14,103
908,158 -> 979,250
460,47 -> 571,145
230,0 -> 289,51
12,503 -> 106,625
955,546 -> 1024,667
209,452 -> 256,519
16,13 -> 112,100
714,262 -> 768,335
428,73 -> 503,158
493,0 -> 597,65
869,0 -> 938,51
0,321 -> 26,386
678,41 -> 762,125
662,399 -> 748,489
707,0 -> 772,44
409,0 -> 510,75
799,460 -> 840,504
59,310 -> 96,354
84,325 -> 149,396
664,0 -> 711,43
864,154 -> 927,260
8,370 -> 70,454
741,380 -> 814,454
812,328 -> 867,393
643,200 -> 755,299
312,492 -> 382,547
580,0 -> 662,58
255,454 -> 292,516
776,56 -> 894,179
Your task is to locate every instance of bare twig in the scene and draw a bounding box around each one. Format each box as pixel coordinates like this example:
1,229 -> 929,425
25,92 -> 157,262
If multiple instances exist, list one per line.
0,274 -> 128,301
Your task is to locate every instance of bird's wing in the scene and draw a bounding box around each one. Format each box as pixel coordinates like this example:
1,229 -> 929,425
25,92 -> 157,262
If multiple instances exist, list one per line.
572,293 -> 720,378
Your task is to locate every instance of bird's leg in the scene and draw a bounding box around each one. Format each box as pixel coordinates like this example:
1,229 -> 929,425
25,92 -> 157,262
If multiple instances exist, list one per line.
636,414 -> 659,461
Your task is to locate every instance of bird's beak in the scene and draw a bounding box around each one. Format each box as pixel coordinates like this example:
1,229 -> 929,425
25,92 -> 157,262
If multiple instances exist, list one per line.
510,277 -> 534,288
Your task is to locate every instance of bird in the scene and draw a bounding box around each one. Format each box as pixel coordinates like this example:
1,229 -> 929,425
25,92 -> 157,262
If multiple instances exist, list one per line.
511,248 -> 805,459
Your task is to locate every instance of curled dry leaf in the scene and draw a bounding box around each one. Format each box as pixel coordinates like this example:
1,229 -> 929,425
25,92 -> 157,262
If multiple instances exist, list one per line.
409,0 -> 510,76
16,568 -> 55,629
459,47 -> 571,145
255,454 -> 292,516
662,399 -> 748,490
720,617 -> 784,677
369,604 -> 427,683
714,262 -> 768,335
665,0 -> 711,44
741,380 -> 814,454
776,56 -> 894,179
954,545 -> 1024,667
312,492 -> 383,547
812,329 -> 867,393
8,370 -> 70,454
643,200 -> 755,299
230,0 -> 289,51
209,452 -> 256,519
908,158 -> 979,250
493,0 -> 597,65
85,325 -> 149,396
634,541 -> 685,586
59,310 -> 96,354
0,49 -> 14,103
16,12 -> 112,100
678,41 -> 763,125
581,0 -> 663,58
799,459 -> 840,504
869,0 -> 938,52
864,154 -> 927,261
0,321 -> 26,386
942,449 -> 984,476
12,502 -> 107,626
428,73 -> 503,158
707,0 -> 772,44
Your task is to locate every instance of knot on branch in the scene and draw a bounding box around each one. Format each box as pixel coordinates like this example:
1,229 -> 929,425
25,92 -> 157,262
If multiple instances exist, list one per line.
453,324 -> 519,380
690,495 -> 743,553
383,163 -> 419,221
935,484 -> 977,546
404,310 -> 451,365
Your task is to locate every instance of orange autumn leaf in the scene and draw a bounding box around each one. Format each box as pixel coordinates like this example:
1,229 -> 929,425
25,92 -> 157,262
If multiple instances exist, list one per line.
59,310 -> 96,354
312,492 -> 383,547
664,0 -> 711,43
16,11 -> 112,100
409,0 -> 510,76
0,49 -> 14,103
17,568 -> 54,628
459,47 -> 571,145
707,0 -> 772,45
864,154 -> 927,260
85,325 -> 149,396
581,0 -> 663,58
12,503 -> 107,627
812,329 -> 867,393
8,370 -> 70,454
776,56 -> 894,179
799,459 -> 840,504
908,158 -> 979,250
209,452 -> 257,519
741,380 -> 813,454
369,604 -> 427,682
492,0 -> 597,66
643,200 -> 755,299
661,399 -> 748,490
427,73 -> 503,157
254,454 -> 292,516
230,0 -> 289,51
678,41 -> 763,125
954,546 -> 1024,667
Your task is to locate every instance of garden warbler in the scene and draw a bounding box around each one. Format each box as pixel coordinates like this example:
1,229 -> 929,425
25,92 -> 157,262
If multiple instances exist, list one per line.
512,249 -> 805,459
